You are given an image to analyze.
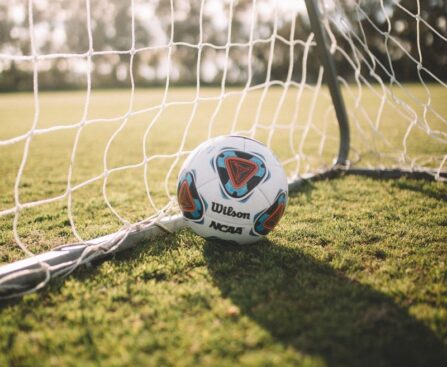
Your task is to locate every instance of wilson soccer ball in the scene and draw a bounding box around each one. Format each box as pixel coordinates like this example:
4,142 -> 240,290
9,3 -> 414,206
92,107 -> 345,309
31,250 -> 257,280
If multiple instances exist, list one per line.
177,135 -> 288,244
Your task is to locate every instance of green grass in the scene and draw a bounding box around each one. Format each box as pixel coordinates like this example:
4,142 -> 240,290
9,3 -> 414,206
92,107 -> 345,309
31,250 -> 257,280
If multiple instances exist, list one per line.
0,86 -> 446,366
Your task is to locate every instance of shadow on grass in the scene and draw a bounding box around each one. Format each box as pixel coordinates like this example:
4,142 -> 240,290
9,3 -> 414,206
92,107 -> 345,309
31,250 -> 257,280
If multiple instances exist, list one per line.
1,232 -> 446,367
204,240 -> 447,367
390,179 -> 447,202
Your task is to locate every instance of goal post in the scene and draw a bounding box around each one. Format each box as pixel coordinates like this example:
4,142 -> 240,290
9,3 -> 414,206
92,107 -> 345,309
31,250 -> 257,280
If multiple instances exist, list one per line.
305,0 -> 350,167
0,0 -> 446,298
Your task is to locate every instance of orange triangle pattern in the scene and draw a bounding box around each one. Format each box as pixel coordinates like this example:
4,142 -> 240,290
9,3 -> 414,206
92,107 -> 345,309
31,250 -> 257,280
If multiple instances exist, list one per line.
225,157 -> 258,189
178,181 -> 196,212
264,203 -> 285,230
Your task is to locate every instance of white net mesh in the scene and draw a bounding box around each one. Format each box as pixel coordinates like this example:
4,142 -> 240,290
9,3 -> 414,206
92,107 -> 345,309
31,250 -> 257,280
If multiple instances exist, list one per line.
0,0 -> 446,295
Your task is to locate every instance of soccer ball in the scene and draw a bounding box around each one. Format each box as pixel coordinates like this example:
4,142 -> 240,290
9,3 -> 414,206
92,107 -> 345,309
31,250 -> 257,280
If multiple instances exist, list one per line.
177,135 -> 288,244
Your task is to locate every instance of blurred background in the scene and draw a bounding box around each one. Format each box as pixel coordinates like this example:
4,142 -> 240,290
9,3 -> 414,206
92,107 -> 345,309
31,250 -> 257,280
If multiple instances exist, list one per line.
0,0 -> 446,92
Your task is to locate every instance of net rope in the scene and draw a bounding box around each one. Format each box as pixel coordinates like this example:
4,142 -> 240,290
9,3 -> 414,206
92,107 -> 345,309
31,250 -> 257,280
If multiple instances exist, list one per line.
0,0 -> 446,296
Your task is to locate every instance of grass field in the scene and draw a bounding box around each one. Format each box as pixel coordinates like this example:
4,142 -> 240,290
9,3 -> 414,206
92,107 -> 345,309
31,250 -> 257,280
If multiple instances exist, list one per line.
0,86 -> 446,366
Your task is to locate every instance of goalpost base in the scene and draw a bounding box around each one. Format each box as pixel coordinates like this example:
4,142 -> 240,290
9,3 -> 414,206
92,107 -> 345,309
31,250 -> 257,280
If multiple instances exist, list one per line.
0,215 -> 186,299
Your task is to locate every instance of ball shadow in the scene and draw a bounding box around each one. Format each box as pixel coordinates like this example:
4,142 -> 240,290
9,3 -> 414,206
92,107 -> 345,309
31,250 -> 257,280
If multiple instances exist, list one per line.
203,240 -> 447,367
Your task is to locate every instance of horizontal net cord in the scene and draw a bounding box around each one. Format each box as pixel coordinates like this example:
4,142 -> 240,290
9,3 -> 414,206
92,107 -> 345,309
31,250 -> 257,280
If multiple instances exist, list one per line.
0,81 -> 327,147
0,37 -> 317,62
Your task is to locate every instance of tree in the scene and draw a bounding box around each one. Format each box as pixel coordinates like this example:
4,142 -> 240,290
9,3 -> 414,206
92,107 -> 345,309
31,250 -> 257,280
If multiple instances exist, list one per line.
0,0 -> 445,91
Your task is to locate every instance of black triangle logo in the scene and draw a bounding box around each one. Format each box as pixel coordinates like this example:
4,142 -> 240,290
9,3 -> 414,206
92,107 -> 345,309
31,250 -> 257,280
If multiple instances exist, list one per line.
225,157 -> 259,188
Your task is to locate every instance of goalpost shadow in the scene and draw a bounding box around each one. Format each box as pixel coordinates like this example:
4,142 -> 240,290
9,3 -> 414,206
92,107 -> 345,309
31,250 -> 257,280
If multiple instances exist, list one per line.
203,239 -> 447,367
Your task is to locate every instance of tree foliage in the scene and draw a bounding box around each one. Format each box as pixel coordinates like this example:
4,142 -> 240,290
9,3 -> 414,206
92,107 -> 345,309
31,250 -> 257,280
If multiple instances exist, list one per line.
0,0 -> 445,91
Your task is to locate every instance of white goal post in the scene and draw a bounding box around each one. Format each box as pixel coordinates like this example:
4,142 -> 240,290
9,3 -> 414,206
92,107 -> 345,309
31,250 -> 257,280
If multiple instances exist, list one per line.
0,0 -> 446,298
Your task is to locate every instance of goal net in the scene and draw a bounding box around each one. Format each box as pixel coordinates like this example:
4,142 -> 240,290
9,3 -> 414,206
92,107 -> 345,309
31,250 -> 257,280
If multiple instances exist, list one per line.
0,0 -> 446,297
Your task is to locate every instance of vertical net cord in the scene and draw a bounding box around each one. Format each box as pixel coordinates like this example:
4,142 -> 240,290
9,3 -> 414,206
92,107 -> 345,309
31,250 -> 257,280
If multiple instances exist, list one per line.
6,0 -> 52,295
207,0 -> 235,138
142,0 -> 175,213
67,0 -> 95,243
12,0 -> 40,258
227,0 -> 257,136
400,0 -> 423,166
266,6 -> 298,149
101,0 -> 137,227
297,67 -> 324,175
163,0 -> 207,201
249,2 -> 278,140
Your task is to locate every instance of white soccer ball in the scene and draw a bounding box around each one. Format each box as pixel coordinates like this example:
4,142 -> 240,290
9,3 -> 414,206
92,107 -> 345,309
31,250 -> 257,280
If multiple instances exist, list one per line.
177,135 -> 288,244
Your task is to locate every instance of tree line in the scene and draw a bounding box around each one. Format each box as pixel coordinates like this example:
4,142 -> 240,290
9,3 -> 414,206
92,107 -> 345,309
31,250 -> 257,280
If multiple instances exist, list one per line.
0,0 -> 445,92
